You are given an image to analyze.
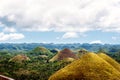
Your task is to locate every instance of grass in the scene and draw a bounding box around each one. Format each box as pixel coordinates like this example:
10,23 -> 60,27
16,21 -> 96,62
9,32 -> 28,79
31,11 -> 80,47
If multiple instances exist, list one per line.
49,48 -> 77,62
98,53 -> 120,72
9,54 -> 30,63
49,52 -> 120,80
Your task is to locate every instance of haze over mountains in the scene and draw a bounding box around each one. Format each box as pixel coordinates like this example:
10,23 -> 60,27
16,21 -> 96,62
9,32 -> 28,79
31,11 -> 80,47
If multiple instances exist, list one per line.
1,43 -> 120,52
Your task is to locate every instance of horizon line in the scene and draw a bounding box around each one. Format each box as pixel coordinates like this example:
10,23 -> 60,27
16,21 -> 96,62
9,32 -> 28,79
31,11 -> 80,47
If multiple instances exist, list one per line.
0,42 -> 119,45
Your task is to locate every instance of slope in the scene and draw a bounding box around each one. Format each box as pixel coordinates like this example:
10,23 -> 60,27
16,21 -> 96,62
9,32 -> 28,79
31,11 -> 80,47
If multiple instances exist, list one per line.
49,53 -> 120,80
31,46 -> 53,56
49,48 -> 78,62
9,54 -> 30,63
98,53 -> 120,72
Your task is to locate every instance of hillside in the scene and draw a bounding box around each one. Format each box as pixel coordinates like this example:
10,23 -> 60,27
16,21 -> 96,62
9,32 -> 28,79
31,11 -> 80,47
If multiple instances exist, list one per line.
98,53 -> 120,72
49,53 -> 120,80
49,48 -> 78,62
30,46 -> 53,56
9,54 -> 30,63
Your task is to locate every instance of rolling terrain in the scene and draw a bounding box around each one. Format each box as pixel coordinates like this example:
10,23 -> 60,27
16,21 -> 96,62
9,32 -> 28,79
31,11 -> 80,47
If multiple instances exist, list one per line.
49,53 -> 120,80
0,45 -> 120,80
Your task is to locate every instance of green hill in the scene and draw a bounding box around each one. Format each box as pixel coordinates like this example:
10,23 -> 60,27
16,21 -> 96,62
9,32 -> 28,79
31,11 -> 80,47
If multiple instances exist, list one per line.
49,53 -> 120,80
31,46 -> 53,56
9,54 -> 30,63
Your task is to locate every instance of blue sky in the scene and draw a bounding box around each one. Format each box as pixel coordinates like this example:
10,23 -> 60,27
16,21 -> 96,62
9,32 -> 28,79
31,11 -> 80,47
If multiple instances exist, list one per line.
0,0 -> 120,44
15,31 -> 119,44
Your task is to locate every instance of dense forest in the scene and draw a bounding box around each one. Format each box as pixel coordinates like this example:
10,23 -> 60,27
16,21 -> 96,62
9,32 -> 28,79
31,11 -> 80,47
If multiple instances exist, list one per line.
0,43 -> 120,80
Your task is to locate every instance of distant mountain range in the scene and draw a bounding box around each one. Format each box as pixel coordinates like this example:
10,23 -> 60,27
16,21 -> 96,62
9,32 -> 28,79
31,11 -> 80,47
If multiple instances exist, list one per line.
0,43 -> 120,52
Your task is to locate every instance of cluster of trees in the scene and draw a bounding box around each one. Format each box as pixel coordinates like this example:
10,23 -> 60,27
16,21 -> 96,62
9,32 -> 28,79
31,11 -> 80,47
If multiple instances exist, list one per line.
0,48 -> 70,80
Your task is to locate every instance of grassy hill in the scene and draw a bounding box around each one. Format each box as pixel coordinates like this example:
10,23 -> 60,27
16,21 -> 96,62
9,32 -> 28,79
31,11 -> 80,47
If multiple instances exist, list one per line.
49,48 -> 78,62
30,46 -> 53,56
9,54 -> 30,63
98,53 -> 120,72
49,53 -> 120,80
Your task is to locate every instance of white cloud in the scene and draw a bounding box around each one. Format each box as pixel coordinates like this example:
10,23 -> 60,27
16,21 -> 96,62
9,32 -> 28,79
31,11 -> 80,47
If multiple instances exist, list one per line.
3,27 -> 16,33
62,32 -> 79,39
56,37 -> 60,40
112,36 -> 117,40
0,0 -> 120,34
0,32 -> 24,41
90,40 -> 103,44
111,36 -> 120,41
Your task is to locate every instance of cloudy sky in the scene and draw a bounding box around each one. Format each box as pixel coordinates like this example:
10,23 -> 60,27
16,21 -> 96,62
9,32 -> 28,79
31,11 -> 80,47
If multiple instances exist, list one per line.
0,0 -> 120,44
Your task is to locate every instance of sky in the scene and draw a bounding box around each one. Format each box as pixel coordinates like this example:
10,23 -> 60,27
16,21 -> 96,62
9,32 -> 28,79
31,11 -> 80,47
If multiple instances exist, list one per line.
0,0 -> 120,44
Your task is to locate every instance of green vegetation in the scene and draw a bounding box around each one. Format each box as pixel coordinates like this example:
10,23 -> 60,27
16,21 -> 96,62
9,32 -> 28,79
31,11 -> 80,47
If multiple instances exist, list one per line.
0,45 -> 120,80
29,46 -> 53,56
0,47 -> 70,80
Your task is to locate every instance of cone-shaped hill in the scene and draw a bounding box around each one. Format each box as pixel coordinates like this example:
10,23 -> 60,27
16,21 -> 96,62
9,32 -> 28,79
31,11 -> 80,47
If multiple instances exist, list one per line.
49,53 -> 120,80
9,54 -> 30,63
49,48 -> 78,62
98,53 -> 120,72
31,46 -> 53,56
